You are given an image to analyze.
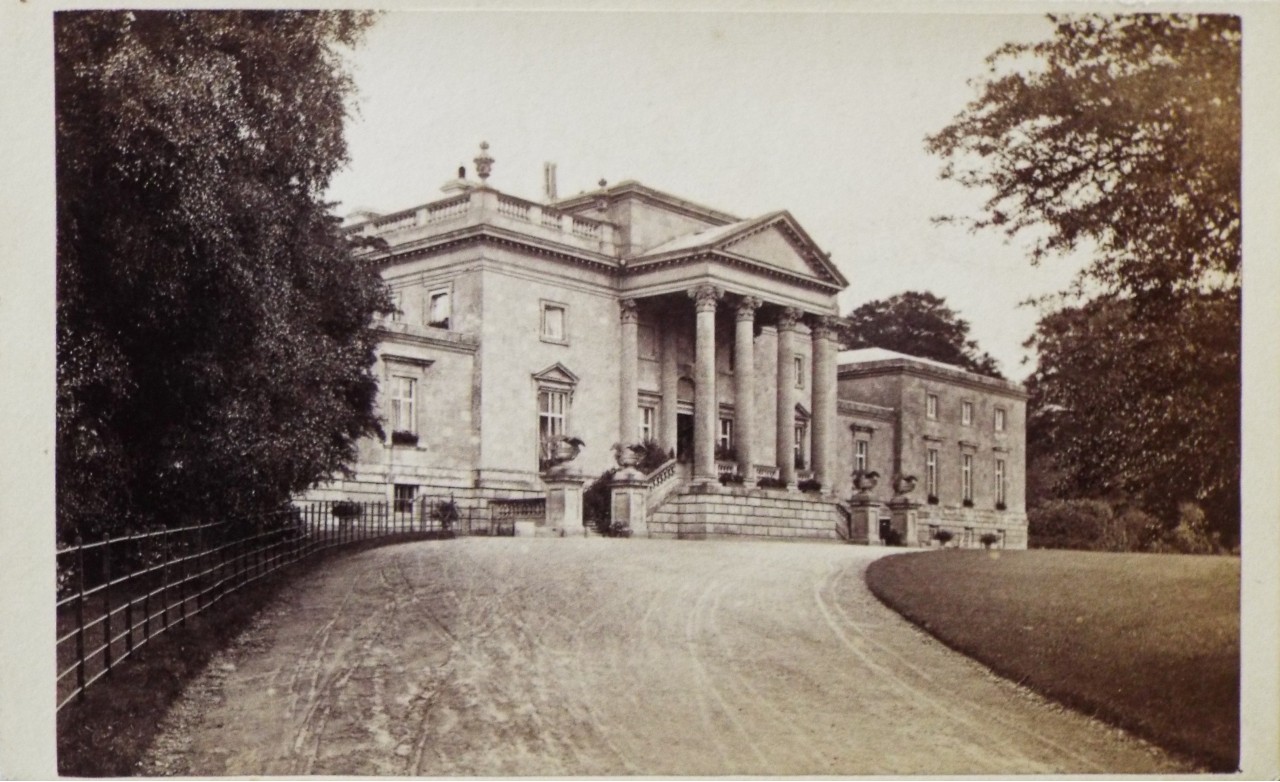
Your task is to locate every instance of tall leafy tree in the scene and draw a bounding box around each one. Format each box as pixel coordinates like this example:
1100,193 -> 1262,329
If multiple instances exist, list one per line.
838,291 -> 1003,378
56,11 -> 389,540
928,14 -> 1240,540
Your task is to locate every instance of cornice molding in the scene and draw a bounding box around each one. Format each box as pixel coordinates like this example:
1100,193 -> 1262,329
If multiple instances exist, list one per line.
374,327 -> 479,355
838,361 -> 1028,399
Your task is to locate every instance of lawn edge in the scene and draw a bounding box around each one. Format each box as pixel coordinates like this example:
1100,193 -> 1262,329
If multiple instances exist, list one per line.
864,551 -> 1236,774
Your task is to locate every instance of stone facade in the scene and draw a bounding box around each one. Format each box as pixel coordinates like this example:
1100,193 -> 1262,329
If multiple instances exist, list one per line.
310,146 -> 1027,548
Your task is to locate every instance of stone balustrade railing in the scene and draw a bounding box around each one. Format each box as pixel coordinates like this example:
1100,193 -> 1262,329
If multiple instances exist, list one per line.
754,464 -> 780,480
644,458 -> 681,512
343,189 -> 613,254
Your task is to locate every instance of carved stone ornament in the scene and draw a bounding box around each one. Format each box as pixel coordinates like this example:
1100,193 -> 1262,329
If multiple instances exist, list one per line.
735,296 -> 763,322
776,307 -> 804,332
689,285 -> 722,313
619,298 -> 640,324
810,315 -> 840,341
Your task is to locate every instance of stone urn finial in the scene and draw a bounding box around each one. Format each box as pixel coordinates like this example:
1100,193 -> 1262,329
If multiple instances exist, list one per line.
474,141 -> 494,181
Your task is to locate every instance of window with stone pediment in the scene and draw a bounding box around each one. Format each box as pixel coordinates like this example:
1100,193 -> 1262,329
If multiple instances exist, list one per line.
533,362 -> 579,465
926,449 -> 939,497
389,375 -> 416,435
855,439 -> 869,473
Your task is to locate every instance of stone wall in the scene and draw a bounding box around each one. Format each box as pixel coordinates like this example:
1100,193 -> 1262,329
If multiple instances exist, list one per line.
916,505 -> 1029,549
648,484 -> 843,541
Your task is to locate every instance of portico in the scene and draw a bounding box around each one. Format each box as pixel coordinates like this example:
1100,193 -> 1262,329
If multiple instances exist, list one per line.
612,209 -> 847,494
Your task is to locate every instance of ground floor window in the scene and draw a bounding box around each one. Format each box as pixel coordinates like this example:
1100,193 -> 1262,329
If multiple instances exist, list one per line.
926,449 -> 939,497
962,453 -> 974,502
794,421 -> 808,469
394,484 -> 417,514
855,439 -> 868,473
995,458 -> 1007,506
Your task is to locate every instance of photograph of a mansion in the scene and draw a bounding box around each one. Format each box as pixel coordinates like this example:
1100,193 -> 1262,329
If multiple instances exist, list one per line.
315,147 -> 1029,548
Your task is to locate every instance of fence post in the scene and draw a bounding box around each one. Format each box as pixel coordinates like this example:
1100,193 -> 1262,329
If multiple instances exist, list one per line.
195,524 -> 204,613
178,528 -> 188,626
142,531 -> 151,643
102,533 -> 113,675
160,533 -> 171,632
75,536 -> 86,701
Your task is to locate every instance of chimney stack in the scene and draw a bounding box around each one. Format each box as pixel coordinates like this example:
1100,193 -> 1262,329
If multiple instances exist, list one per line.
543,162 -> 558,201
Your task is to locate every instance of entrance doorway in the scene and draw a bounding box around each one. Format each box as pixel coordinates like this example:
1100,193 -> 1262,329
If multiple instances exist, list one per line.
676,413 -> 694,463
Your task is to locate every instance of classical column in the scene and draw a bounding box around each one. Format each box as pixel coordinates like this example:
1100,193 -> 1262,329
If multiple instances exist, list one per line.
810,315 -> 838,493
734,297 -> 762,483
619,299 -> 640,446
689,285 -> 721,482
775,307 -> 803,488
660,322 -> 679,455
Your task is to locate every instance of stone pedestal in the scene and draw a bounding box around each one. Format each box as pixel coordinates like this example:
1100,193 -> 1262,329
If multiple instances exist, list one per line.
848,495 -> 881,545
889,498 -> 921,547
610,467 -> 648,537
543,473 -> 585,537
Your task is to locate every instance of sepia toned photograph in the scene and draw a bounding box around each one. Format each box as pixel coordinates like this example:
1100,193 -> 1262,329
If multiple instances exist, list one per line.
5,1 -> 1272,777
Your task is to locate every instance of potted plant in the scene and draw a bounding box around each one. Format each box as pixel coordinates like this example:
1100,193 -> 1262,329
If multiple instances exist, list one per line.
962,498 -> 974,508
927,494 -> 940,505
797,478 -> 822,493
979,532 -> 1001,550
933,528 -> 955,547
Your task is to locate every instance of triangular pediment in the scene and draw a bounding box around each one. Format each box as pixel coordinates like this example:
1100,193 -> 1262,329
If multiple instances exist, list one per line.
717,214 -> 847,286
724,225 -> 817,277
532,362 -> 579,386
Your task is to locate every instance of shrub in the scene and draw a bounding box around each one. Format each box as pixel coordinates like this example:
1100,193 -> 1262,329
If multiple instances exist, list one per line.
882,527 -> 903,546
1102,507 -> 1162,552
979,532 -> 1000,549
582,468 -> 618,533
1151,502 -> 1222,555
927,494 -> 939,505
433,499 -> 460,528
756,476 -> 787,490
719,472 -> 744,486
331,500 -> 362,519
934,528 -> 954,546
797,478 -> 822,493
1028,499 -> 1114,550
632,439 -> 672,474
390,430 -> 419,446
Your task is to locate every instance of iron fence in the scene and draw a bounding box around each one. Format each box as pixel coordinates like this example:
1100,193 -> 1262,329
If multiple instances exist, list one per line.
53,495 -> 516,712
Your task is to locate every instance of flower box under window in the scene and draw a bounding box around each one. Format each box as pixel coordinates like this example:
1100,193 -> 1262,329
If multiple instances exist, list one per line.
391,430 -> 419,446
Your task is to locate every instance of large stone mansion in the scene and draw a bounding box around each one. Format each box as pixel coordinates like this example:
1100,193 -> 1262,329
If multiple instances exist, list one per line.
314,144 -> 1028,548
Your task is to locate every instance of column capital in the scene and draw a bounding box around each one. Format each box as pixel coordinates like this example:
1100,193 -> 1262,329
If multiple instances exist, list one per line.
776,307 -> 805,332
808,314 -> 842,341
734,296 -> 763,322
689,285 -> 722,313
619,298 -> 640,324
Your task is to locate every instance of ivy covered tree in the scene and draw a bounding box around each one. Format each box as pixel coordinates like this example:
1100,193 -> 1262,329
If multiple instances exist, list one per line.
928,14 -> 1240,543
837,291 -> 1003,378
56,11 -> 390,540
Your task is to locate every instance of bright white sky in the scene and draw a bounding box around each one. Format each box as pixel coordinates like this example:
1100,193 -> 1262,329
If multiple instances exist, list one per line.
325,10 -> 1092,381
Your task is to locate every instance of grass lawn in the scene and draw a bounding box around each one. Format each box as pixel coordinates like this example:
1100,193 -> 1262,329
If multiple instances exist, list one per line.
865,549 -> 1239,771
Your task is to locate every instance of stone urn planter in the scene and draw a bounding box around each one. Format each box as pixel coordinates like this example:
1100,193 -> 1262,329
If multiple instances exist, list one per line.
852,470 -> 880,493
613,442 -> 642,469
892,474 -> 918,497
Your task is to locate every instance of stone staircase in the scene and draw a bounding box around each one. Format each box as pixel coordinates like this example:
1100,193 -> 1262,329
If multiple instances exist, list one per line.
648,479 -> 846,541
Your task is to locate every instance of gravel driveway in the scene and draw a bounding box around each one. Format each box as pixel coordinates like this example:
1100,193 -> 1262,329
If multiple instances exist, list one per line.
141,538 -> 1190,775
